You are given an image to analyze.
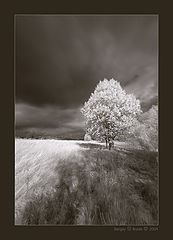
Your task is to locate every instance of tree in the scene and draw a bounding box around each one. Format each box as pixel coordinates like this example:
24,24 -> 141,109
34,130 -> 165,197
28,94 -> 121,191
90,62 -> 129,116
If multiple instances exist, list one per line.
81,78 -> 142,149
129,105 -> 158,151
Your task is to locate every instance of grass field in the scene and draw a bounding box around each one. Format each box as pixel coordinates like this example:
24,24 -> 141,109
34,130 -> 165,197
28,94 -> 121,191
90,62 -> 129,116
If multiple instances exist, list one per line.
15,138 -> 159,225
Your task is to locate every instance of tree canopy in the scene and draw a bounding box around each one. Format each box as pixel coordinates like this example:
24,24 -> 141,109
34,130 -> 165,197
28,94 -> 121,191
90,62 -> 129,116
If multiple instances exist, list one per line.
129,105 -> 158,151
81,78 -> 142,149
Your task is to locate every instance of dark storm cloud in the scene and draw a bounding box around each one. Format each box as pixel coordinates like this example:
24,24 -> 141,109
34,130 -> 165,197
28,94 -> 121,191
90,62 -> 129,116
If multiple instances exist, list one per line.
15,103 -> 84,130
16,15 -> 158,107
15,103 -> 85,138
15,15 -> 158,137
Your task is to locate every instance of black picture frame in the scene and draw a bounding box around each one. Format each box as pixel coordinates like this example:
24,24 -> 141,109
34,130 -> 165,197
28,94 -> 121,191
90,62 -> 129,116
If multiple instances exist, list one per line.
1,0 -> 171,238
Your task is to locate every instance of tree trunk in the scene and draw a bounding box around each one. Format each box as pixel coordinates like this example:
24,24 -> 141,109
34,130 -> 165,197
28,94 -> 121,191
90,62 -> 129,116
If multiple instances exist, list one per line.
105,138 -> 108,148
109,142 -> 111,150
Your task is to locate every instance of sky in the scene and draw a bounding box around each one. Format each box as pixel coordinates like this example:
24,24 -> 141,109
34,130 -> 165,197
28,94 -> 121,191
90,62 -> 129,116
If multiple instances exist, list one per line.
15,15 -> 158,139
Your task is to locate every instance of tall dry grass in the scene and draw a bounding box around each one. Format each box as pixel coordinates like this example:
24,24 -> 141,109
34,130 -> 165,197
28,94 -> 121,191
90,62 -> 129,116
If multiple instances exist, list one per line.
16,139 -> 158,225
15,138 -> 83,224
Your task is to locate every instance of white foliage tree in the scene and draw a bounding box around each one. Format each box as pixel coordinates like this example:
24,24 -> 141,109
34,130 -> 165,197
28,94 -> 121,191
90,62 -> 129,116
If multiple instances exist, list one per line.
81,78 -> 142,149
129,105 -> 158,151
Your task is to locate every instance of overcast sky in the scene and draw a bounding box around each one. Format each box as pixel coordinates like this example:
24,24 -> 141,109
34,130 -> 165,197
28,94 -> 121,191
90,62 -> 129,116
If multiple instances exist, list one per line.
15,15 -> 158,138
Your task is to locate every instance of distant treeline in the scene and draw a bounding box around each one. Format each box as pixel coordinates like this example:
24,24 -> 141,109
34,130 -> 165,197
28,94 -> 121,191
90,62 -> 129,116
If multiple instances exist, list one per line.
15,134 -> 84,140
